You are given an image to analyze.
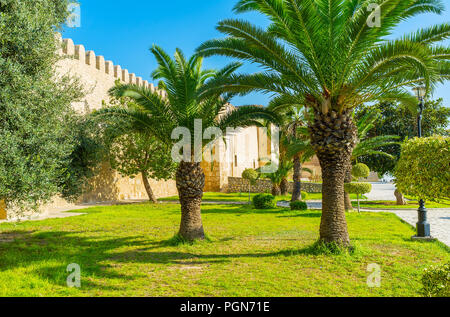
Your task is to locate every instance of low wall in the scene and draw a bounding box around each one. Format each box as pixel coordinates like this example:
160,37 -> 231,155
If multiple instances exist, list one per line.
227,177 -> 322,194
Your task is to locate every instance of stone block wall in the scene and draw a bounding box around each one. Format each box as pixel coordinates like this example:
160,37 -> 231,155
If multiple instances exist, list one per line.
227,177 -> 322,194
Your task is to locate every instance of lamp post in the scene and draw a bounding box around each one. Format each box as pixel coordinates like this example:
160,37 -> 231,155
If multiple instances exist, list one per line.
412,86 -> 431,239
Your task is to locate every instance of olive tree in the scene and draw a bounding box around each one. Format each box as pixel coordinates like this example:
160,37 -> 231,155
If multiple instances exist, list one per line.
0,0 -> 83,215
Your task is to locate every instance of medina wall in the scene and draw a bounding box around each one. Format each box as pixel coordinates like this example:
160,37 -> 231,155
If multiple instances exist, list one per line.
52,35 -> 178,207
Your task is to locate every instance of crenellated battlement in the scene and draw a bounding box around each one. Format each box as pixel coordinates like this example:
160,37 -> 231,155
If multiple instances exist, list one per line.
56,33 -> 158,93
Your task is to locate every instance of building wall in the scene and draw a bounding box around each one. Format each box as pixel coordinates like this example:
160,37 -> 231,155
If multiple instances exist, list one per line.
51,35 -> 179,207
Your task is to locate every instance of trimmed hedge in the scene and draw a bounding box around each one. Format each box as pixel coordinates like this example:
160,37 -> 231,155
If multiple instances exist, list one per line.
352,163 -> 370,179
396,136 -> 450,201
344,182 -> 372,195
290,201 -> 308,211
301,191 -> 309,200
242,168 -> 259,185
253,194 -> 277,209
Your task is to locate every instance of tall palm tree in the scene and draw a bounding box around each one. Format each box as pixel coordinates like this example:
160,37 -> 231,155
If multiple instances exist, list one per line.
197,0 -> 449,246
95,46 -> 280,241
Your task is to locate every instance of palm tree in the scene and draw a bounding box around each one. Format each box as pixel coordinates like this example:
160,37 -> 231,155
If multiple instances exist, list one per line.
269,103 -> 315,202
344,110 -> 401,210
95,46 -> 280,241
259,159 -> 293,196
197,0 -> 449,246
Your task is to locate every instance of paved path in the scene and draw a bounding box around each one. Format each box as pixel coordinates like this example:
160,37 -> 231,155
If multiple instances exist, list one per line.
365,182 -> 397,201
370,209 -> 450,247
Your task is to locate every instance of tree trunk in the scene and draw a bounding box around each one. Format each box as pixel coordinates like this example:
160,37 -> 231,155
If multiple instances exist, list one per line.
176,161 -> 205,241
280,178 -> 289,196
394,189 -> 407,205
309,110 -> 358,247
142,172 -> 157,203
0,199 -> 7,220
291,155 -> 302,202
344,164 -> 354,211
271,184 -> 281,196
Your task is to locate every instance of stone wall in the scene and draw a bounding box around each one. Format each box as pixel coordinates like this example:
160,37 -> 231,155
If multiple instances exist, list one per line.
52,35 -> 179,205
227,177 -> 322,194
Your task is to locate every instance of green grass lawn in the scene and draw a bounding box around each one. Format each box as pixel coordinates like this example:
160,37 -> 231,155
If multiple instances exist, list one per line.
0,203 -> 448,297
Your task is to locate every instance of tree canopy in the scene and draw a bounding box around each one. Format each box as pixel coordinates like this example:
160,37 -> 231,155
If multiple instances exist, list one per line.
355,99 -> 450,176
0,0 -> 83,213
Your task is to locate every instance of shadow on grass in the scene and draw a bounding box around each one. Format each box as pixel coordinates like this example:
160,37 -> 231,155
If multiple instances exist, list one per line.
277,212 -> 322,218
0,230 -> 164,292
201,205 -> 292,215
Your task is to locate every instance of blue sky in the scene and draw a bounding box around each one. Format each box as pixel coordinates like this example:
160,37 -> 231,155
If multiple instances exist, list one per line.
63,0 -> 449,107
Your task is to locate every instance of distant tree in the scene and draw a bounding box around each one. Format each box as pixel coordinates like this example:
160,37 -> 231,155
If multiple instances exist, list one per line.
345,164 -> 372,213
59,115 -> 106,202
0,0 -> 84,214
344,109 -> 400,210
100,88 -> 178,203
242,169 -> 259,204
355,100 -> 450,177
109,132 -> 177,203
260,160 -> 293,196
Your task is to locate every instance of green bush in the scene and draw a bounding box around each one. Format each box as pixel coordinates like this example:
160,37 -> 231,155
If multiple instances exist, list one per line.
421,262 -> 450,297
352,163 -> 370,179
344,183 -> 372,195
396,136 -> 450,201
253,194 -> 277,209
242,169 -> 259,185
290,201 -> 308,211
301,191 -> 309,200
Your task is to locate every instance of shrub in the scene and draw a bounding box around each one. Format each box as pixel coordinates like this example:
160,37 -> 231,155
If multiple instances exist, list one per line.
421,262 -> 450,297
290,201 -> 308,211
242,169 -> 259,184
396,136 -> 450,201
344,183 -> 372,195
352,163 -> 370,179
301,191 -> 309,200
253,194 -> 277,209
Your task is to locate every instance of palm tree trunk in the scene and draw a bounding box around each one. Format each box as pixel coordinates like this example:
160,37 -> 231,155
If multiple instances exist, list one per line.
280,178 -> 289,196
291,155 -> 302,202
142,172 -> 157,203
271,184 -> 281,196
176,161 -> 205,241
310,110 -> 357,247
344,164 -> 354,211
